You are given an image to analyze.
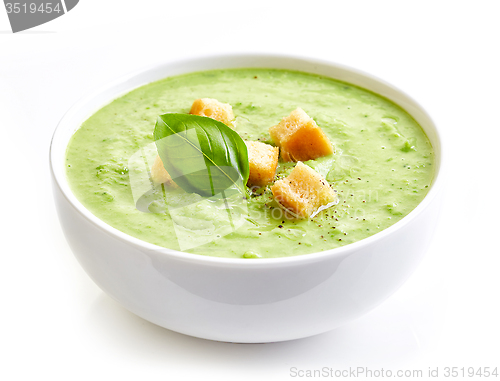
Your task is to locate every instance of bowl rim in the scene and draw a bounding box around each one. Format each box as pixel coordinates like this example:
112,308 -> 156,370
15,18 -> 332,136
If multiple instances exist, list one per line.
50,52 -> 444,267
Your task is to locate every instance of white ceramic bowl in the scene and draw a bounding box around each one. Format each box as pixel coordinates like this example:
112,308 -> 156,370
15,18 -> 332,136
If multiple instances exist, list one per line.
50,54 -> 444,343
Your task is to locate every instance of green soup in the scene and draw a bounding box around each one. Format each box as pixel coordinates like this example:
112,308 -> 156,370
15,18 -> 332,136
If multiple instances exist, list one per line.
66,68 -> 434,258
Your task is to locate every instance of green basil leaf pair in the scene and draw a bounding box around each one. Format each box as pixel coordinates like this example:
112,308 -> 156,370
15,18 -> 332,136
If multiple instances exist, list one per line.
154,113 -> 249,197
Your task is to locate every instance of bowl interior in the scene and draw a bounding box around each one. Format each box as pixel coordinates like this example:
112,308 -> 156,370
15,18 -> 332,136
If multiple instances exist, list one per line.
50,54 -> 443,263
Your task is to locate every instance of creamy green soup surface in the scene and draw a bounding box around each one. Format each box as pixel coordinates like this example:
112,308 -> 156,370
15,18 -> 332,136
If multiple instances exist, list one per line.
66,68 -> 434,258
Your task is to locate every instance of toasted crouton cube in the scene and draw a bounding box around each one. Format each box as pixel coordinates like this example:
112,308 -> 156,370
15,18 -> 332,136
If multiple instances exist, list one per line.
150,155 -> 179,188
269,108 -> 333,162
271,162 -> 337,218
245,141 -> 279,187
190,98 -> 235,126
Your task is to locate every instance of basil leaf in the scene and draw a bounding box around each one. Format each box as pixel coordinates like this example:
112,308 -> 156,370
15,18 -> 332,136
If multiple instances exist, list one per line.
154,113 -> 249,197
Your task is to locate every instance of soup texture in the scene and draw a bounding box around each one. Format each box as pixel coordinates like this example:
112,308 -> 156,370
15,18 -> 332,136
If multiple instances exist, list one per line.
66,68 -> 434,258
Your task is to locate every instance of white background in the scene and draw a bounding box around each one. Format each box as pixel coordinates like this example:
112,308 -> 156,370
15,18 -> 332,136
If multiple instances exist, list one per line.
1,1 -> 499,380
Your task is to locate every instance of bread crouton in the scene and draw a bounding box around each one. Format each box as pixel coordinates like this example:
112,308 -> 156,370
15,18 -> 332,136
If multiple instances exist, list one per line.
271,162 -> 337,218
269,108 -> 333,162
190,98 -> 235,126
245,141 -> 279,187
150,155 -> 179,188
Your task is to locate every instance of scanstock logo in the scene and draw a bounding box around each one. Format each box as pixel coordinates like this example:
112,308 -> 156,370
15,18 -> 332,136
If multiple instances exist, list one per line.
3,0 -> 79,33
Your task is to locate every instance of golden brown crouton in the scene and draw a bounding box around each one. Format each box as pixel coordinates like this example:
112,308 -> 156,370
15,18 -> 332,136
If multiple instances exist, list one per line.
271,162 -> 337,218
269,108 -> 333,162
245,141 -> 279,187
190,98 -> 235,126
150,155 -> 179,188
